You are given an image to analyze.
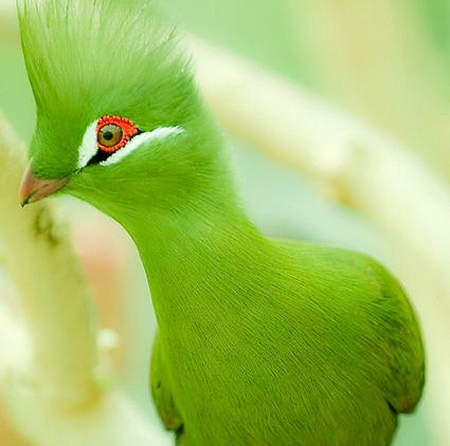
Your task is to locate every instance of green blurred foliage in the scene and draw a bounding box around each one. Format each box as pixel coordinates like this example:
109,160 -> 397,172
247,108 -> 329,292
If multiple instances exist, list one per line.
415,0 -> 450,57
0,39 -> 34,139
161,0 -> 315,85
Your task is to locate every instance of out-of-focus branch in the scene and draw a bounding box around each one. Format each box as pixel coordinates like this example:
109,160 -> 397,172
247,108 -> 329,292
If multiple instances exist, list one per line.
0,312 -> 171,446
0,307 -> 32,446
189,39 -> 450,446
0,0 -> 18,43
284,0 -> 450,179
0,114 -> 99,405
0,114 -> 172,446
5,382 -> 172,446
0,0 -> 14,20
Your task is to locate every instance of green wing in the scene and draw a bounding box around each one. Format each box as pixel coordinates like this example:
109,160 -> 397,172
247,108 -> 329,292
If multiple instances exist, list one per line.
370,260 -> 425,413
150,332 -> 184,433
278,239 -> 425,414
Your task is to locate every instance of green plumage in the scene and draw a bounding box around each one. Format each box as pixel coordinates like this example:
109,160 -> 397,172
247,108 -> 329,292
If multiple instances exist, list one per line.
18,0 -> 425,445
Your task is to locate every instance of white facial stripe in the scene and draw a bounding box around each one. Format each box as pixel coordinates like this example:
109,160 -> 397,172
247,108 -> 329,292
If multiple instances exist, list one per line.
100,126 -> 184,167
78,121 -> 98,169
77,121 -> 184,169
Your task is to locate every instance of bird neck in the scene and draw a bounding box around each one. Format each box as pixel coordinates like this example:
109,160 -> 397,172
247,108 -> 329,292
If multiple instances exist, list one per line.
126,192 -> 272,334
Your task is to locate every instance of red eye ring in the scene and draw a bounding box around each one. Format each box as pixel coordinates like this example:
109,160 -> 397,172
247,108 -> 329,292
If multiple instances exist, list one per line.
96,115 -> 139,153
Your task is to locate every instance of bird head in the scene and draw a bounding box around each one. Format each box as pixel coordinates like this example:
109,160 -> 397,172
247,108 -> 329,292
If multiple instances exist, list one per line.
18,0 -> 231,226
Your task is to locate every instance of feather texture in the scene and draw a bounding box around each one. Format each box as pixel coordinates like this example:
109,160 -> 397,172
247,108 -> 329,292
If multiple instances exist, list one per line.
18,0 -> 184,108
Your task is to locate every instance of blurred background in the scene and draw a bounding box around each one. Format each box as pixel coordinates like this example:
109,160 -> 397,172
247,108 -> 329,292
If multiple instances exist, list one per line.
1,0 -> 449,445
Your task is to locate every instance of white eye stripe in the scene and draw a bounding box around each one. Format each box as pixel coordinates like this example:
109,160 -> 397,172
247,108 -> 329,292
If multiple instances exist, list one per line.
100,126 -> 184,166
78,121 -> 98,169
77,120 -> 184,169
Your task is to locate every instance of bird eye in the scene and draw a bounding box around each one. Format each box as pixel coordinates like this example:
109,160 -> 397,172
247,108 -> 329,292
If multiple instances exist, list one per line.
98,124 -> 123,148
96,116 -> 140,153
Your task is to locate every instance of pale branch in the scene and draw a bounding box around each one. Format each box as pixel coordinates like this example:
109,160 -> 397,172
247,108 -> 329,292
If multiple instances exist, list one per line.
0,0 -> 18,43
0,0 -> 14,20
0,307 -> 31,446
284,0 -> 450,179
0,306 -> 30,393
0,114 -> 99,405
5,380 -> 173,446
0,309 -> 172,446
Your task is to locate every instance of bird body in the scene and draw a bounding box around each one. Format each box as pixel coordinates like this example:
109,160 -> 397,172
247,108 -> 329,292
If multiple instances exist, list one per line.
17,0 -> 425,445
143,216 -> 422,446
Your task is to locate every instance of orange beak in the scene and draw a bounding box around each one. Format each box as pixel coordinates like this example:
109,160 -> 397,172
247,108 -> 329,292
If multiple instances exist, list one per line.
19,163 -> 69,207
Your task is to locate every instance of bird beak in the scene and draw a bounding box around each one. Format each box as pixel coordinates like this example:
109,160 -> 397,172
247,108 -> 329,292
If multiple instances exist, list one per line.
19,163 -> 69,207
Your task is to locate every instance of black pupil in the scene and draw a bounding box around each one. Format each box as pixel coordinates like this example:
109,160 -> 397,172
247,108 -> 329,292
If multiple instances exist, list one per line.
103,131 -> 114,141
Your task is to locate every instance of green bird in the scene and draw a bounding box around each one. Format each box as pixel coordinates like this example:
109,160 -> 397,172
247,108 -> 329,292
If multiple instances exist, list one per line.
17,0 -> 425,445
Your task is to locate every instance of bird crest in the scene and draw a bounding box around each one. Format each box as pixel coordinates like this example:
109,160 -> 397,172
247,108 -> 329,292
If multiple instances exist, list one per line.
17,0 -> 191,119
